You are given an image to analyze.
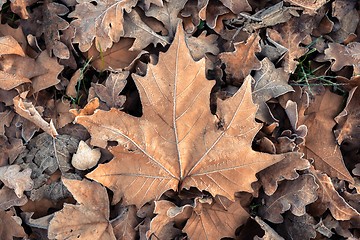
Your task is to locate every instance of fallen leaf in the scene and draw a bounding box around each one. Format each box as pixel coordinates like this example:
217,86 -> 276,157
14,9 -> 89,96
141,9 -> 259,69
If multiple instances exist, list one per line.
148,200 -> 193,239
219,32 -> 261,83
186,31 -> 220,61
0,165 -> 33,198
0,109 -> 14,137
10,0 -> 37,19
267,17 -> 309,73
183,198 -> 249,240
324,42 -> 360,74
79,24 -> 293,207
112,205 -> 138,240
309,168 -> 360,221
254,216 -> 284,240
284,0 -> 329,15
299,89 -> 354,183
13,94 -> 58,138
0,210 -> 27,239
220,0 -> 251,14
258,174 -> 318,223
0,186 -> 28,210
92,72 -> 128,109
48,178 -> 116,240
0,35 -> 25,56
276,212 -> 317,240
72,140 -> 101,170
252,58 -> 293,123
68,0 -> 138,52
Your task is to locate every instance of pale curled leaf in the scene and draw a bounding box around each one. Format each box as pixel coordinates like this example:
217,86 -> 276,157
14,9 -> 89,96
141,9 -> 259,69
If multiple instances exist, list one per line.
80,24 -> 295,208
48,178 -> 116,240
13,95 -> 58,138
0,165 -> 33,198
72,140 -> 101,170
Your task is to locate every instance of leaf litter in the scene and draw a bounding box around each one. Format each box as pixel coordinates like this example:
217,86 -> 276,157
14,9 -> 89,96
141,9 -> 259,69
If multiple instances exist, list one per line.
0,0 -> 359,239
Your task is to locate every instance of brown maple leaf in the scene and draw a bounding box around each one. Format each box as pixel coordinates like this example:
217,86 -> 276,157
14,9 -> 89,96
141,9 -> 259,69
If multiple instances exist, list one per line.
76,23 -> 299,208
219,32 -> 262,83
68,0 -> 138,52
48,178 -> 116,239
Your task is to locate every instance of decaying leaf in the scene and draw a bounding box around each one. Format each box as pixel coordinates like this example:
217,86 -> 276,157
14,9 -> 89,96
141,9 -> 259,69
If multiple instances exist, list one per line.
0,165 -> 33,198
252,58 -> 293,123
112,205 -> 138,240
72,140 -> 101,170
68,0 -> 138,52
0,35 -> 25,56
284,0 -> 329,14
186,31 -> 219,61
0,186 -> 28,210
48,178 -> 116,239
79,24 -> 297,208
258,174 -> 318,223
183,198 -> 249,240
254,216 -> 284,240
219,32 -> 261,83
220,0 -> 251,14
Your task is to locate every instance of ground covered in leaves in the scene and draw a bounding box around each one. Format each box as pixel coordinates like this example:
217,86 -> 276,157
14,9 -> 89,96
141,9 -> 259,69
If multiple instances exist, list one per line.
0,0 -> 360,239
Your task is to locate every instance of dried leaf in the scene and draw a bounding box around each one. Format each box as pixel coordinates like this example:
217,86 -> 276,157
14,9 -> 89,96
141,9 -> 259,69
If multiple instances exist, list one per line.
324,42 -> 360,74
276,212 -> 317,240
258,174 -> 318,223
219,32 -> 261,82
48,178 -> 116,240
10,0 -> 37,19
220,0 -> 251,14
0,186 -> 28,210
284,0 -> 329,14
112,205 -> 138,240
13,95 -> 58,138
79,24 -> 293,208
186,31 -> 219,61
267,17 -> 309,73
0,70 -> 31,90
309,168 -> 360,221
68,0 -> 138,52
254,216 -> 284,240
92,72 -> 128,109
0,109 -> 14,137
72,140 -> 101,170
0,35 -> 25,56
252,58 -> 293,123
299,89 -> 354,182
0,210 -> 26,239
0,165 -> 33,198
183,198 -> 249,240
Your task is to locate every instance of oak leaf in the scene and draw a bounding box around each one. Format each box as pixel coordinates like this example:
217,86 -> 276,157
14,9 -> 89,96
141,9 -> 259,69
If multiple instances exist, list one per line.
48,178 -> 116,240
284,0 -> 328,15
186,31 -> 220,61
219,32 -> 261,83
258,174 -> 318,223
254,216 -> 284,240
309,167 -> 360,221
68,0 -> 138,52
0,165 -> 33,198
220,0 -> 251,14
324,42 -> 360,74
78,24 -> 295,208
252,58 -> 293,123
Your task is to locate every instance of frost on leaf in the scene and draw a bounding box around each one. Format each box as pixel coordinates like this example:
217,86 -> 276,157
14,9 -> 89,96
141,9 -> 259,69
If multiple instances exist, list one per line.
77,23 -> 299,208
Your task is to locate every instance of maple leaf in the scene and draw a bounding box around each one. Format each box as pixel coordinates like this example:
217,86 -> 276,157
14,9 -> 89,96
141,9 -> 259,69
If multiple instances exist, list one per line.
258,174 -> 318,223
68,0 -> 138,52
77,23 -> 297,208
252,58 -> 293,123
219,32 -> 262,83
48,178 -> 116,239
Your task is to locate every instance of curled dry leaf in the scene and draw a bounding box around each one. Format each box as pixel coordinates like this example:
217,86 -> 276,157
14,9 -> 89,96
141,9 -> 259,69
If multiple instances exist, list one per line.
13,94 -> 58,138
251,58 -> 293,123
254,216 -> 284,240
309,167 -> 360,221
0,165 -> 33,198
79,24 -> 297,208
0,210 -> 27,239
72,140 -> 101,170
258,174 -> 318,224
48,178 -> 116,240
183,198 -> 249,240
219,32 -> 261,83
68,0 -> 138,52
